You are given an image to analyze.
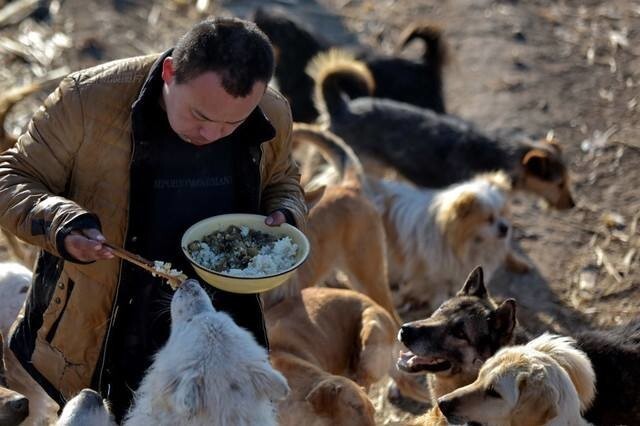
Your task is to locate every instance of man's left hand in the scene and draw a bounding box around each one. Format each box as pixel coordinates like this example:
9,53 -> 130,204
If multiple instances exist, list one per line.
265,210 -> 286,226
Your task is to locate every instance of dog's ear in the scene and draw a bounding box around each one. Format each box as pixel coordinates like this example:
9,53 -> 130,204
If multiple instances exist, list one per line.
490,299 -> 517,343
161,371 -> 205,419
514,372 -> 559,426
522,149 -> 552,180
305,379 -> 342,413
458,266 -> 487,298
304,185 -> 326,209
248,361 -> 290,401
451,191 -> 477,218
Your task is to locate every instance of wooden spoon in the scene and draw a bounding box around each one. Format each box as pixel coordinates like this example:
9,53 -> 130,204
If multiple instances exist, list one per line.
103,242 -> 185,289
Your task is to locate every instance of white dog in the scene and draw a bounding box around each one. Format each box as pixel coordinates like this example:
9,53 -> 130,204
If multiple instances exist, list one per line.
373,172 -> 529,308
124,279 -> 290,426
56,389 -> 115,426
437,333 -> 596,426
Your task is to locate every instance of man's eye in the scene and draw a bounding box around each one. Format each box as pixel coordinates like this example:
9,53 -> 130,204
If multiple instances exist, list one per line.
485,387 -> 501,398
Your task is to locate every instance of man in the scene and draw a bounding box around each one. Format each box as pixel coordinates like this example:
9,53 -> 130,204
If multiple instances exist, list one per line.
0,17 -> 306,421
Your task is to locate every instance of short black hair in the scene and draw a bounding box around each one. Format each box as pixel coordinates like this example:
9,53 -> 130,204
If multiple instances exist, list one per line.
172,17 -> 275,97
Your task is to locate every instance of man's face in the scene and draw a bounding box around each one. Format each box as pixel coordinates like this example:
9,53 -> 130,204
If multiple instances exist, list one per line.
161,57 -> 266,146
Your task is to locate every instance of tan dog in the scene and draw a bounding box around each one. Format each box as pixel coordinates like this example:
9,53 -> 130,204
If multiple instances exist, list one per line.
265,123 -> 399,326
438,333 -> 595,426
267,288 -> 397,425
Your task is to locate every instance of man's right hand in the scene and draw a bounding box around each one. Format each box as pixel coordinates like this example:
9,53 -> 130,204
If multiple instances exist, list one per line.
63,228 -> 114,262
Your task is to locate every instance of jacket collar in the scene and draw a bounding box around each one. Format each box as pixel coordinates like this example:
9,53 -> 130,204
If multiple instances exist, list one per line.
131,49 -> 275,147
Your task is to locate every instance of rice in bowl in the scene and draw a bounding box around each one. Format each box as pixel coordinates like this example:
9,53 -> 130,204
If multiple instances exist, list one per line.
186,225 -> 299,278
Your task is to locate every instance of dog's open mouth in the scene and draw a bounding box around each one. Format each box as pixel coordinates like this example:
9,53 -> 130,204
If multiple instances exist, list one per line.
397,350 -> 452,373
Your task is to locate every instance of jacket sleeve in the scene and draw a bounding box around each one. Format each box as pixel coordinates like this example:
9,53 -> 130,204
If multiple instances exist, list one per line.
259,93 -> 308,231
0,76 -> 100,259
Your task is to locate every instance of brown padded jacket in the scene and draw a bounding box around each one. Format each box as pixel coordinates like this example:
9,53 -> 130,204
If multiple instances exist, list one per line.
0,53 -> 307,399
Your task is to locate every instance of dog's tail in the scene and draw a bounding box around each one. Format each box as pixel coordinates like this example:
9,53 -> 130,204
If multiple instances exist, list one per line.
306,48 -> 374,123
528,333 -> 596,412
398,22 -> 448,69
292,123 -> 365,188
0,72 -> 66,151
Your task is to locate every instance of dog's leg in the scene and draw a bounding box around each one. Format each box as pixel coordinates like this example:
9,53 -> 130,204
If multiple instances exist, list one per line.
353,306 -> 397,389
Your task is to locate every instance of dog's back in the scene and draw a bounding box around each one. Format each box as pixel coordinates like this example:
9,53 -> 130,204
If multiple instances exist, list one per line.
254,7 -> 447,122
576,320 -> 640,425
308,51 -> 574,209
307,50 -> 516,187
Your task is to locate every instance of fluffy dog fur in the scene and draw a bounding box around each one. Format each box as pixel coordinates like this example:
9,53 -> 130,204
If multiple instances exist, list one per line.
374,171 -> 529,308
252,6 -> 447,122
437,333 -> 595,426
0,332 -> 29,426
124,279 -> 289,426
56,389 -> 115,426
267,287 -> 396,425
308,50 -> 574,209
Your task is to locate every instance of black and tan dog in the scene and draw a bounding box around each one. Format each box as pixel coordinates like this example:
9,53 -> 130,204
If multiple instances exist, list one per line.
399,267 -> 640,426
252,6 -> 446,122
308,50 -> 575,209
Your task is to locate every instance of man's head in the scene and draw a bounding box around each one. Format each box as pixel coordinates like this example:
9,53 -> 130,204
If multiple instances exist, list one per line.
162,17 -> 275,145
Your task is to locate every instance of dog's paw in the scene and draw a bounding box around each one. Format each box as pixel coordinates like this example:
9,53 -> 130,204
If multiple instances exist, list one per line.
505,251 -> 531,274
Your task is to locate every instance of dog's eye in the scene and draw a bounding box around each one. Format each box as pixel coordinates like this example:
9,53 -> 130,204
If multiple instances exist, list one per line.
452,325 -> 467,340
487,215 -> 495,224
485,387 -> 502,398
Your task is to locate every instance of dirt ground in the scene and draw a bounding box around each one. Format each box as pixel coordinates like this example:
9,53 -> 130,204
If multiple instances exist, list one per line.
1,0 -> 639,424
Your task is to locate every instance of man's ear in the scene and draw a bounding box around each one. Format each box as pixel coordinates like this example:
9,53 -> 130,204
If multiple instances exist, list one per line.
522,149 -> 551,180
249,361 -> 290,401
161,57 -> 175,85
305,379 -> 341,413
491,299 -> 517,344
457,266 -> 487,299
161,371 -> 205,419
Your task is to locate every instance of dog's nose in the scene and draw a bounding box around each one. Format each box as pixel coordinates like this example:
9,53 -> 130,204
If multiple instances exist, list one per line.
7,395 -> 29,415
437,397 -> 456,417
399,325 -> 416,344
498,221 -> 509,238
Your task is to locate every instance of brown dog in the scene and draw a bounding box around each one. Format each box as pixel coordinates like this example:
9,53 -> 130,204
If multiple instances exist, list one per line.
267,288 -> 396,425
265,124 -> 399,325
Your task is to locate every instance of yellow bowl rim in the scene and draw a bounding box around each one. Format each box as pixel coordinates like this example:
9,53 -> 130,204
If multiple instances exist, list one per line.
181,213 -> 310,281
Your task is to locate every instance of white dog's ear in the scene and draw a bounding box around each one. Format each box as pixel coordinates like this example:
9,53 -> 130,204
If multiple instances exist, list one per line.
249,361 -> 290,401
514,372 -> 559,424
162,372 -> 205,418
458,266 -> 486,298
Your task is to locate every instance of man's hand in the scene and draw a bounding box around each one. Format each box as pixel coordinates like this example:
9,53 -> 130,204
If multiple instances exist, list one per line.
63,228 -> 114,262
265,210 -> 286,227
